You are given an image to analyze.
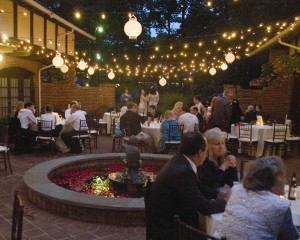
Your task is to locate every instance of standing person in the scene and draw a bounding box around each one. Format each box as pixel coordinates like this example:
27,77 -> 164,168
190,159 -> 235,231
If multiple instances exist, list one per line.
138,89 -> 148,115
120,88 -> 133,107
178,106 -> 199,133
148,88 -> 159,108
213,156 -> 299,240
211,90 -> 232,131
149,132 -> 230,240
190,106 -> 204,130
229,98 -> 245,126
193,95 -> 206,116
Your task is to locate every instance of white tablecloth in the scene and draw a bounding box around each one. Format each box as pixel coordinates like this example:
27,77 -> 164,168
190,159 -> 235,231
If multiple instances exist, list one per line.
102,112 -> 120,134
205,185 -> 300,235
231,124 -> 273,157
141,122 -> 161,151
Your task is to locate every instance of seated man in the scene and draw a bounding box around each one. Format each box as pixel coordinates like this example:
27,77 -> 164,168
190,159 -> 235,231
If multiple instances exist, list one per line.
17,101 -> 37,153
178,105 -> 199,133
120,102 -> 154,152
61,104 -> 87,151
65,100 -> 87,119
148,132 -> 230,240
40,104 -> 63,137
147,105 -> 161,122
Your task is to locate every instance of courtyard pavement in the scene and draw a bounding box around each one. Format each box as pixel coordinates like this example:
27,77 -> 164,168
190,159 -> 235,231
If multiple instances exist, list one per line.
0,135 -> 299,239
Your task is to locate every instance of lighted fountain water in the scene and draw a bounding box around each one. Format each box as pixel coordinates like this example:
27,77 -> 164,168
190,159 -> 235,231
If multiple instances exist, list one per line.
23,153 -> 171,225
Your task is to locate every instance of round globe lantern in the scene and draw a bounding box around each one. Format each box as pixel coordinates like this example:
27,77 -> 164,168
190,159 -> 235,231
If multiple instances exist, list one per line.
159,77 -> 167,86
88,66 -> 95,75
225,52 -> 235,64
209,67 -> 217,75
220,62 -> 228,71
124,15 -> 142,39
77,59 -> 88,71
52,53 -> 64,68
108,71 -> 115,80
60,64 -> 69,73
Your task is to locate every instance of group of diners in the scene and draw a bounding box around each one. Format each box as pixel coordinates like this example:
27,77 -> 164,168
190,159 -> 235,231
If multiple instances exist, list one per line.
11,100 -> 88,154
148,130 -> 300,240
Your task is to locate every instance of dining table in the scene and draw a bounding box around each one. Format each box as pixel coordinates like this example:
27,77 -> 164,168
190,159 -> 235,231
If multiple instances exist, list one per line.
141,122 -> 161,152
230,124 -> 274,157
205,185 -> 300,236
102,112 -> 120,134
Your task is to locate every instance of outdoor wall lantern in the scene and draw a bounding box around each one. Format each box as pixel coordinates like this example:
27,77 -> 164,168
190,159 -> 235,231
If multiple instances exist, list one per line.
159,77 -> 167,86
225,52 -> 235,64
220,62 -> 228,71
52,52 -> 64,68
124,14 -> 142,39
77,59 -> 88,71
60,64 -> 69,73
209,67 -> 217,75
87,66 -> 95,75
108,71 -> 115,80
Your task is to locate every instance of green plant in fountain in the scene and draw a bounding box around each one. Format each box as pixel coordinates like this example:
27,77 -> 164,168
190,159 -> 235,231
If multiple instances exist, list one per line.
249,54 -> 300,88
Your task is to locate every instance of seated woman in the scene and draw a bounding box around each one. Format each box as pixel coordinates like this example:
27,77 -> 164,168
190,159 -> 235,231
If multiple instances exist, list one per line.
159,110 -> 180,153
213,156 -> 300,240
171,101 -> 183,120
197,128 -> 238,188
244,105 -> 257,123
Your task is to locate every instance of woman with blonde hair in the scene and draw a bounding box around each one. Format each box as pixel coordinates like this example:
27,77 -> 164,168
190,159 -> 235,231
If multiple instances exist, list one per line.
197,127 -> 238,188
159,110 -> 180,153
14,101 -> 24,118
171,101 -> 183,120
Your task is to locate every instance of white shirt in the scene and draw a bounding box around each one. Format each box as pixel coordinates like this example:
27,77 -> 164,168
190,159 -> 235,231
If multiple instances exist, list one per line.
65,109 -> 71,119
178,112 -> 199,133
65,110 -> 87,131
40,113 -> 56,130
184,155 -> 197,174
195,102 -> 205,115
17,108 -> 37,129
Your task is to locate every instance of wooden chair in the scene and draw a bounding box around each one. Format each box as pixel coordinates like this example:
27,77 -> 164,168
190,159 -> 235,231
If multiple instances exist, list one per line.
174,215 -> 226,240
165,124 -> 184,154
111,119 -> 123,152
71,120 -> 92,153
263,123 -> 287,157
110,111 -> 120,135
11,191 -> 24,240
0,125 -> 13,174
144,177 -> 153,240
285,136 -> 300,156
238,124 -> 258,156
87,119 -> 99,149
35,120 -> 56,153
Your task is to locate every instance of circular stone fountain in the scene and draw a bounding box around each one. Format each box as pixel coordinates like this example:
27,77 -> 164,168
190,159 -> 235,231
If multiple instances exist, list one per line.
23,153 -> 170,226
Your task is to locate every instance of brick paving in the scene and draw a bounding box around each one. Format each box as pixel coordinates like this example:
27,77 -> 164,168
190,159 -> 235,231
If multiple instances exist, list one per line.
0,135 -> 299,239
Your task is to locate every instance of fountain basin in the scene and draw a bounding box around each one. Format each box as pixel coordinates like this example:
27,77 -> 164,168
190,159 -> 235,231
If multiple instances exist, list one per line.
23,153 -> 170,226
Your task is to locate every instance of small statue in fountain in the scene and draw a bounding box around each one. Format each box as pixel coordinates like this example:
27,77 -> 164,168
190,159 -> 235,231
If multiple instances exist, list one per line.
123,135 -> 142,173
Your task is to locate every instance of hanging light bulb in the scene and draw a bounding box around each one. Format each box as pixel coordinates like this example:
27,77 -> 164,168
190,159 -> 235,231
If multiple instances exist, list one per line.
220,62 -> 228,71
209,67 -> 217,75
52,52 -> 64,68
108,71 -> 115,80
87,66 -> 95,75
124,14 -> 142,39
77,59 -> 88,71
225,52 -> 235,64
159,77 -> 167,86
60,64 -> 69,73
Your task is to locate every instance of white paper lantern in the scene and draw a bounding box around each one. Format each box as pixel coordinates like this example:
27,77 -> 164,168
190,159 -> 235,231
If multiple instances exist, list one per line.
87,66 -> 95,75
60,64 -> 69,73
209,67 -> 217,75
77,59 -> 88,71
225,52 -> 235,64
108,71 -> 115,80
124,15 -> 142,39
52,53 -> 64,68
159,77 -> 167,86
220,62 -> 228,71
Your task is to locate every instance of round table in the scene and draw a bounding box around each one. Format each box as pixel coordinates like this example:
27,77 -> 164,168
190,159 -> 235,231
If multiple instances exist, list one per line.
141,122 -> 161,152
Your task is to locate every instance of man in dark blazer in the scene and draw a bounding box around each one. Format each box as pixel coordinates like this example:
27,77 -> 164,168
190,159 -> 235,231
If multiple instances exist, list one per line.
148,132 -> 230,240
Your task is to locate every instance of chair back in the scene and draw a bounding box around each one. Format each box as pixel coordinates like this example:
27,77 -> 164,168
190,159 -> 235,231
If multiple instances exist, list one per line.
0,125 -> 9,146
238,124 -> 253,141
272,123 -> 287,141
144,178 -> 153,240
122,121 -> 131,137
168,124 -> 184,141
79,119 -> 89,132
39,120 -> 53,132
11,191 -> 24,240
174,215 -> 226,240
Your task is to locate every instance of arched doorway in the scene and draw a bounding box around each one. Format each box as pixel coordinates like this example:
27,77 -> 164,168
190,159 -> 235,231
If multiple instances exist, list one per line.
0,67 -> 34,115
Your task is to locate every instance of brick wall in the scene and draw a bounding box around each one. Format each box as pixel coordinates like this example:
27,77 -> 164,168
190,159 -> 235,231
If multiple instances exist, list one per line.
0,55 -> 115,114
224,76 -> 294,123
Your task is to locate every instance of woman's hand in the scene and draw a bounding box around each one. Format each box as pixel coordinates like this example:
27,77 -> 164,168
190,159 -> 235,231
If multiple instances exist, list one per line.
219,155 -> 237,171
